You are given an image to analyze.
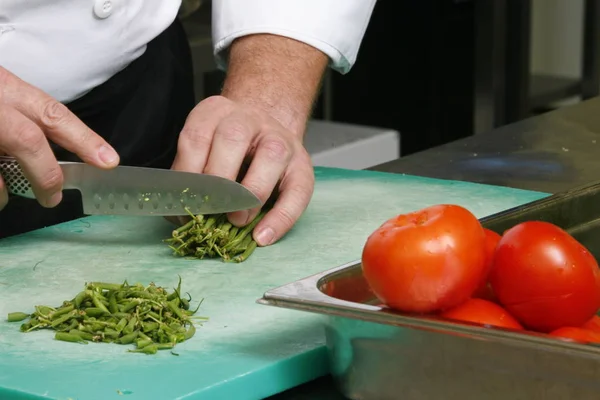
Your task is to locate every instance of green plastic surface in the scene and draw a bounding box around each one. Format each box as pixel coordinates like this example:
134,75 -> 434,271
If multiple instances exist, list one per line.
0,167 -> 549,400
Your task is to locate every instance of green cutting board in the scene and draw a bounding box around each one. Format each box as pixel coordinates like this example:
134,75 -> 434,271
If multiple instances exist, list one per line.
0,167 -> 548,400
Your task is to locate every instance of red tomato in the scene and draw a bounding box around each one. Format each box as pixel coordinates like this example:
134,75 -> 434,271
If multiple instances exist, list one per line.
549,327 -> 600,344
483,228 -> 501,257
440,298 -> 523,330
489,221 -> 600,332
472,228 -> 501,301
361,204 -> 487,313
581,315 -> 600,334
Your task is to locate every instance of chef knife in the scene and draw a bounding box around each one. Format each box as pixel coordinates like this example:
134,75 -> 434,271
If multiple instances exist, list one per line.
0,156 -> 261,216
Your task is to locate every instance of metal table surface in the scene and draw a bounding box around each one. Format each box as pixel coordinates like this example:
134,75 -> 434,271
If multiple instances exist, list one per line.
373,96 -> 600,194
268,97 -> 600,399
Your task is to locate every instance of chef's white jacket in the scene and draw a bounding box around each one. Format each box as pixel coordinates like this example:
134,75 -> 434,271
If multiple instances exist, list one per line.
0,0 -> 376,104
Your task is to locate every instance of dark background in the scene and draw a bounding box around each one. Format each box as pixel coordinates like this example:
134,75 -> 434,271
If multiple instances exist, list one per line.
188,0 -> 600,157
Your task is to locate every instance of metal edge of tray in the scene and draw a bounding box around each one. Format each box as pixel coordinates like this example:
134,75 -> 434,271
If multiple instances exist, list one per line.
256,178 -> 600,357
476,178 -> 600,232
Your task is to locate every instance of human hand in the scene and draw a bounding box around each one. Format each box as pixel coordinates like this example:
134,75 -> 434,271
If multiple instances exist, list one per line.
0,67 -> 120,210
171,95 -> 315,246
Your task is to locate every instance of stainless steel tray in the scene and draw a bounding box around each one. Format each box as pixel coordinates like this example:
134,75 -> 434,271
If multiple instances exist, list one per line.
258,181 -> 600,400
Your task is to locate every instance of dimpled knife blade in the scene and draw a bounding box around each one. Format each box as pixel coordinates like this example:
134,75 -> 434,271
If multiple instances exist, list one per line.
0,157 -> 261,216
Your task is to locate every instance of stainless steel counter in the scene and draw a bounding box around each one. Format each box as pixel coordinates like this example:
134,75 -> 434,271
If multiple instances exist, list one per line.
373,96 -> 600,194
268,97 -> 600,399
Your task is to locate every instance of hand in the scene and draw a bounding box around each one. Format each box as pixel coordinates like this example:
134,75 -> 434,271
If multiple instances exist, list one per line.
0,67 -> 120,210
171,95 -> 315,246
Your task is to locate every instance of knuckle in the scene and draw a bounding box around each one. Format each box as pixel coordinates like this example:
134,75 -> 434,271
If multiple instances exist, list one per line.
291,181 -> 314,202
243,180 -> 270,203
277,183 -> 313,226
203,95 -> 229,106
178,126 -> 212,149
261,137 -> 291,162
218,121 -> 251,144
40,100 -> 71,129
273,205 -> 297,230
193,95 -> 235,116
36,165 -> 63,192
12,121 -> 45,152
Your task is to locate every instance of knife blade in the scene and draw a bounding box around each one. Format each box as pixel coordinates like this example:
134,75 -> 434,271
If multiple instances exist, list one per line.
0,156 -> 261,216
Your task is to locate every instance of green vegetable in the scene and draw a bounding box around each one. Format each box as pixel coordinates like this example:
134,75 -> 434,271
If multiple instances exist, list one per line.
7,276 -> 207,355
55,331 -> 88,344
164,207 -> 265,262
7,312 -> 30,322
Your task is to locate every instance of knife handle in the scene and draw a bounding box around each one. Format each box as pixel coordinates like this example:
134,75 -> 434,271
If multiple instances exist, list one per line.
0,156 -> 36,199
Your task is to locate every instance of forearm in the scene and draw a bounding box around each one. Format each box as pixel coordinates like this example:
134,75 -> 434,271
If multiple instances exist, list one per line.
220,34 -> 328,137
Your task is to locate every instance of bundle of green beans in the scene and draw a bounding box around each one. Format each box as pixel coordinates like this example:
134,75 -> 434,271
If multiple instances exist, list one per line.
164,207 -> 266,263
6,277 -> 206,355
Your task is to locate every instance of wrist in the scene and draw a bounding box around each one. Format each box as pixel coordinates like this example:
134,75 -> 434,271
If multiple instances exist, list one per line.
220,34 -> 328,137
221,86 -> 306,137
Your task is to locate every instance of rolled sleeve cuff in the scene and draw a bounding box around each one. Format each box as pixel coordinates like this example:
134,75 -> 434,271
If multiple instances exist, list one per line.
211,0 -> 376,74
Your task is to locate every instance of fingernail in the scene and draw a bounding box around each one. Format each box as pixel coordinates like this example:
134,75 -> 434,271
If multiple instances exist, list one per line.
229,210 -> 249,226
255,227 -> 275,246
47,191 -> 62,207
98,145 -> 119,166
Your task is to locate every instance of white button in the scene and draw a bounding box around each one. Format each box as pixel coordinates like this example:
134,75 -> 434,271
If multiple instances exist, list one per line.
93,0 -> 113,19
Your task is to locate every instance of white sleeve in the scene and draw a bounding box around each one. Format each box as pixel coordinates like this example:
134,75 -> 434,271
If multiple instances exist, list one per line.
211,0 -> 377,74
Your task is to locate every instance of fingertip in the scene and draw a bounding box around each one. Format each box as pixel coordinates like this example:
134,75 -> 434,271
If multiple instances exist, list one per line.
251,179 -> 312,246
96,145 -> 120,168
253,224 -> 276,247
227,209 -> 250,227
170,152 -> 192,173
42,191 -> 62,208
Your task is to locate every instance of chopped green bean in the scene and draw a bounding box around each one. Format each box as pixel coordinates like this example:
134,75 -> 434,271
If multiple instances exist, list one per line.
163,208 -> 266,262
184,323 -> 196,341
7,312 -> 30,322
129,344 -> 158,354
142,322 -> 159,333
84,307 -> 109,318
9,278 -> 206,355
135,338 -> 153,349
167,299 -> 187,321
123,315 -> 138,335
89,291 -> 110,314
51,310 -> 78,328
74,291 -> 88,308
50,305 -> 74,320
88,282 -> 125,292
121,300 -> 141,313
69,329 -> 95,341
108,292 -> 119,314
115,331 -> 138,344
34,305 -> 53,318
55,332 -> 87,344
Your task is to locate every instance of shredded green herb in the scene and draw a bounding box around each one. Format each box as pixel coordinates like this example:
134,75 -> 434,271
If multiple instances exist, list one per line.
164,207 -> 265,262
7,276 -> 206,355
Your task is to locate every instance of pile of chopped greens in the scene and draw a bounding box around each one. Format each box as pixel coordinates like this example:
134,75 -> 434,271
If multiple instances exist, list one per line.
7,277 -> 206,355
